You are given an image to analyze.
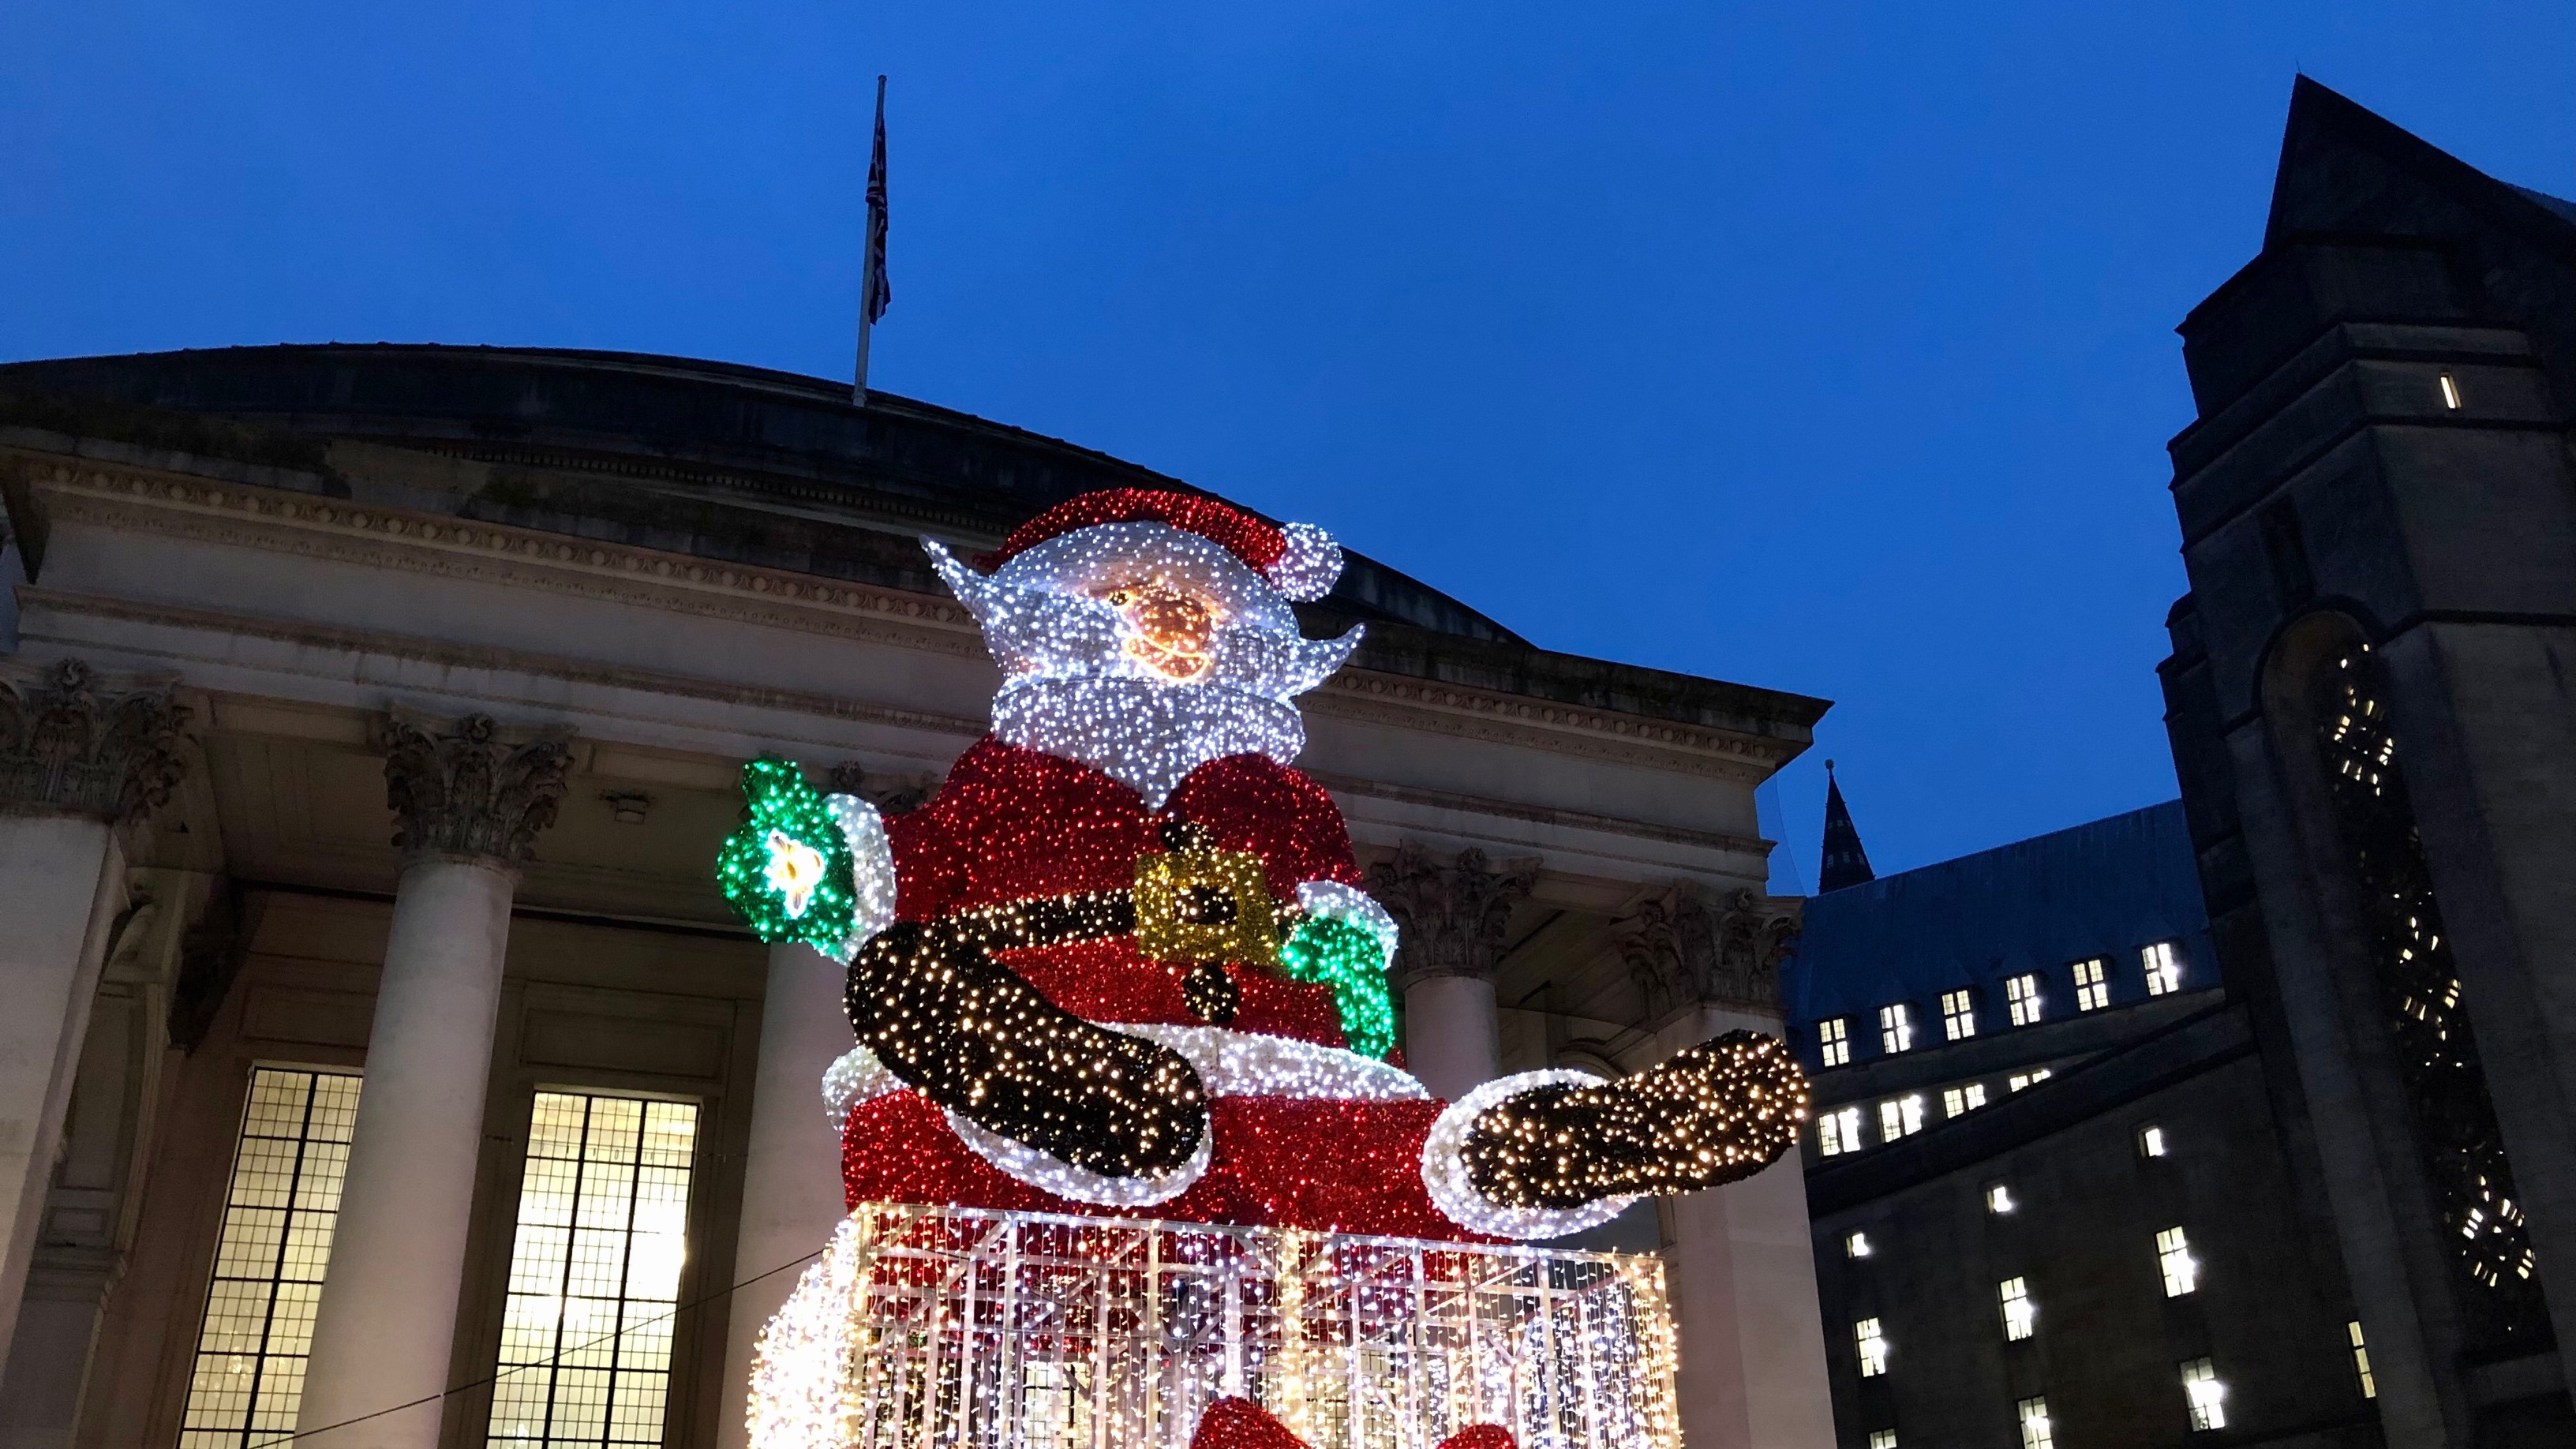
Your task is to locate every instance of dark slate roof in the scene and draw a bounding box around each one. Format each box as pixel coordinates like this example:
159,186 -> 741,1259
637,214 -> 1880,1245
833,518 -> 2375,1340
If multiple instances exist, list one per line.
0,343 -> 1835,739
1783,801 -> 2215,1035
0,343 -> 1523,642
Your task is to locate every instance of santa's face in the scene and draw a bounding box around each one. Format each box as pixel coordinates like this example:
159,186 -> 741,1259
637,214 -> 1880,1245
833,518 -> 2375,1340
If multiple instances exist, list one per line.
1093,579 -> 1218,683
924,525 -> 1364,806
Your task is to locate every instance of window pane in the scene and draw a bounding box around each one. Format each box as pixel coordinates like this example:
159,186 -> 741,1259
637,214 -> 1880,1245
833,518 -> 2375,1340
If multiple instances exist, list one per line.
486,1091 -> 702,1449
181,1067 -> 364,1449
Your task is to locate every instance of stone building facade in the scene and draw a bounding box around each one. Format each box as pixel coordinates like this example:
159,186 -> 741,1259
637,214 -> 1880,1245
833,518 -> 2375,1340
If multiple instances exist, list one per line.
0,345 -> 1833,1449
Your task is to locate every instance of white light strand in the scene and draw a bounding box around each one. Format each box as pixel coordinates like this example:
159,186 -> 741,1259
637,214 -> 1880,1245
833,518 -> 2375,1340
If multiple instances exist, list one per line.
1422,1070 -> 1641,1238
822,792 -> 897,961
821,1026 -> 1428,1130
1294,880 -> 1400,972
949,1107 -> 1216,1207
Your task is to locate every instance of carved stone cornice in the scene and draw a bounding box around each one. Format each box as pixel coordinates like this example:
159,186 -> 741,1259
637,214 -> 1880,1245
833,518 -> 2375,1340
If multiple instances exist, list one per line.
18,459 -> 1806,784
1615,882 -> 1801,1018
0,658 -> 192,824
380,712 -> 575,867
1367,843 -> 1538,991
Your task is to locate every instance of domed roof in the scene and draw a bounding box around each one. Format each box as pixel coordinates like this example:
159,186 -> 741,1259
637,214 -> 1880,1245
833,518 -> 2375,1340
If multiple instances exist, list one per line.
0,343 -> 1520,643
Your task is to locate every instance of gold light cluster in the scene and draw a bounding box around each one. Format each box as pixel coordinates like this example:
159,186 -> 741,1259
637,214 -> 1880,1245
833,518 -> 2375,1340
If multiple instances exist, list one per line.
842,896 -> 1208,1181
1462,1032 -> 1810,1210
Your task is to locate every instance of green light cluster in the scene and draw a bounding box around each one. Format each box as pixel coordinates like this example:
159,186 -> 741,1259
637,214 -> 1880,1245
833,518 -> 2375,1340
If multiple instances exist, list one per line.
1279,914 -> 1395,1061
717,757 -> 857,951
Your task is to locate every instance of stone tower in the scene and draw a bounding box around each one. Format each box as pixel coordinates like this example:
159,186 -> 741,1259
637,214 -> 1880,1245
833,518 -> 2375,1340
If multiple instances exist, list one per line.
2159,78 -> 2576,1444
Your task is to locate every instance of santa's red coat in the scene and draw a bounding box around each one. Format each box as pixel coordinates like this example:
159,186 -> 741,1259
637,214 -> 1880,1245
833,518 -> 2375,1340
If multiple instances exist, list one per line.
839,737 -> 1476,1240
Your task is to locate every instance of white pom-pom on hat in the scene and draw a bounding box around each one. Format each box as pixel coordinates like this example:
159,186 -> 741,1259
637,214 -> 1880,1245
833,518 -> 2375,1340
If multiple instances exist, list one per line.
1267,521 -> 1343,602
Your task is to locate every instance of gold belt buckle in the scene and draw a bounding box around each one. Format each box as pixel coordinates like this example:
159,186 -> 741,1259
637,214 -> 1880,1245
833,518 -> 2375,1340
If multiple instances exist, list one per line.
1133,847 -> 1280,966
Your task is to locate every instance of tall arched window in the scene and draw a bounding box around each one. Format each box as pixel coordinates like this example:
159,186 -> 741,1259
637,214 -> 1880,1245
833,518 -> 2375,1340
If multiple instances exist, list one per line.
2312,645 -> 2549,1350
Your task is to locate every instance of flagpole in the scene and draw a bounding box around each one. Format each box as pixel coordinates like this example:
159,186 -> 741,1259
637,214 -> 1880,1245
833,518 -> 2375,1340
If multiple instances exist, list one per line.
852,73 -> 888,407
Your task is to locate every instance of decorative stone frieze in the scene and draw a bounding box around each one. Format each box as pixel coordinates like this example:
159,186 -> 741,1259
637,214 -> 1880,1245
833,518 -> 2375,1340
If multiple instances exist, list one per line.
0,659 -> 191,823
1616,883 -> 1800,1018
380,712 -> 574,866
1366,843 -> 1538,990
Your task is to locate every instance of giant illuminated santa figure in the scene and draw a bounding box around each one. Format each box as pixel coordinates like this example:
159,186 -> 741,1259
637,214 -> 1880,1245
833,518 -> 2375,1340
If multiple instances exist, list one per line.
723,487 -> 1809,1449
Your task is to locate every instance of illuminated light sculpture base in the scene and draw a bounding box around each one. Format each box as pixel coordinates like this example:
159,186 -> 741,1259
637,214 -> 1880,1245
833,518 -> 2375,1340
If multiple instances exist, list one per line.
748,1203 -> 1679,1449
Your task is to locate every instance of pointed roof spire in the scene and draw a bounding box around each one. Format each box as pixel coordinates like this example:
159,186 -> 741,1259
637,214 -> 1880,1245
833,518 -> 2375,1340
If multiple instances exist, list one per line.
1818,759 -> 1876,894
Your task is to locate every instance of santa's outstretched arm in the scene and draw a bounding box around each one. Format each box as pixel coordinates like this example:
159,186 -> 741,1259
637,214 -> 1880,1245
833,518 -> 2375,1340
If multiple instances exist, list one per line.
1421,1031 -> 1810,1238
842,898 -> 1214,1181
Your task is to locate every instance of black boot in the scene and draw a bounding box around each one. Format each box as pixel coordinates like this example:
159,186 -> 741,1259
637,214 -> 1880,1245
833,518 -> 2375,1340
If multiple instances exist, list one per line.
1461,1031 -> 1810,1210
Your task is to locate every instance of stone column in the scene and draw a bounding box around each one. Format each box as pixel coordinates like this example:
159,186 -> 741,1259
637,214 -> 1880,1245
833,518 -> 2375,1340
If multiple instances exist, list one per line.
1619,886 -> 1833,1449
716,942 -> 856,1449
295,715 -> 569,1449
1367,844 -> 1534,1103
0,661 -> 189,1382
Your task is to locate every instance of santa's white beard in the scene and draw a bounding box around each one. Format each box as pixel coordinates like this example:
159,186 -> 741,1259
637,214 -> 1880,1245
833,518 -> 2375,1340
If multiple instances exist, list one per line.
991,677 -> 1305,808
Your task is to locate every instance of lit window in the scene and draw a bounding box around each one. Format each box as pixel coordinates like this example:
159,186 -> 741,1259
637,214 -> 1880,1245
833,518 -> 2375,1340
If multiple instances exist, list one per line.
2143,941 -> 2185,996
1879,1095 -> 1926,1143
1818,1017 -> 1851,1068
2181,1357 -> 2227,1430
2140,1125 -> 2168,1159
1855,1318 -> 1889,1377
2157,1226 -> 2200,1297
1941,989 -> 1977,1042
2349,1320 -> 2375,1398
1869,1433 -> 1897,1449
1846,1231 -> 1872,1259
1998,1276 -> 2036,1340
2016,1396 -> 2054,1449
1819,1105 -> 1865,1157
181,1068 -> 363,1449
2439,373 -> 2462,410
1943,1083 -> 1989,1118
487,1091 -> 702,1449
2005,973 -> 2043,1027
1987,1183 -> 2016,1215
2073,959 -> 2111,1012
2008,1068 -> 2054,1091
1880,1003 -> 1915,1054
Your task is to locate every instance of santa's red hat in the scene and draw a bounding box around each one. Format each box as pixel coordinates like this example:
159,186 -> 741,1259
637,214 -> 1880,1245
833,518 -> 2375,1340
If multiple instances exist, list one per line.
979,488 -> 1343,602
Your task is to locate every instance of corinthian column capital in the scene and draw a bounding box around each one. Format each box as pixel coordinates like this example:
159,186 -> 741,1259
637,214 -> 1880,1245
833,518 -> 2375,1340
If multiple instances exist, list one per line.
379,711 -> 575,867
1366,842 -> 1538,991
1615,882 -> 1802,1020
0,658 -> 192,824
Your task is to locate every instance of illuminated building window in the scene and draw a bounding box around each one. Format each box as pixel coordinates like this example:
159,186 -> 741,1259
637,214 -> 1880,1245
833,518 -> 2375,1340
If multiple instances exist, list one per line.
2157,1226 -> 2200,1297
487,1091 -> 701,1449
1941,989 -> 1977,1042
180,1067 -> 363,1449
2143,941 -> 2185,996
2140,1125 -> 2168,1159
1846,1231 -> 1872,1259
1879,1003 -> 1915,1054
2439,373 -> 2462,409
2008,1068 -> 2054,1092
1868,1433 -> 1896,1449
1998,1276 -> 2035,1341
2073,959 -> 2111,1013
1855,1318 -> 1889,1377
1819,1106 -> 1865,1157
2349,1320 -> 2375,1398
1819,1017 -> 1851,1069
1878,1095 -> 1925,1143
2005,973 -> 2043,1027
1942,1083 -> 1989,1118
2016,1396 -> 2054,1449
2181,1357 -> 2227,1430
1987,1183 -> 2016,1215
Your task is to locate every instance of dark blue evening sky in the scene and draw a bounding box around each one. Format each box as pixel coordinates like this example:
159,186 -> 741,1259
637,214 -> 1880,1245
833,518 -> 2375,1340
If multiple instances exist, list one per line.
7,2 -> 2572,884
